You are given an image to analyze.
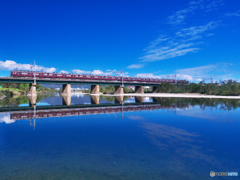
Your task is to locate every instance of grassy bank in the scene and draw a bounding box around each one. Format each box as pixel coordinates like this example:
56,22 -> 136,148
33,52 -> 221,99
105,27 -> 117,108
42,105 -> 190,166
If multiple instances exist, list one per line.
0,83 -> 60,96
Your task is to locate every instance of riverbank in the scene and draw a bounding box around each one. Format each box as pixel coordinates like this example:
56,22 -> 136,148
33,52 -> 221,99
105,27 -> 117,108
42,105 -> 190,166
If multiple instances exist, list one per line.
101,93 -> 240,99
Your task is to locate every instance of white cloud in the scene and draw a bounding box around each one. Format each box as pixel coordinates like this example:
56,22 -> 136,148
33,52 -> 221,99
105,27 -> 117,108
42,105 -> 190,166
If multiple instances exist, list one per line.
135,63 -> 237,82
226,10 -> 240,17
139,20 -> 220,63
128,115 -> 145,121
176,21 -> 219,37
92,70 -> 112,76
72,69 -> 92,74
174,63 -> 236,82
189,0 -> 204,5
140,41 -> 200,62
60,70 -> 69,74
167,0 -> 223,25
72,69 -> 113,76
136,73 -> 161,78
92,70 -> 104,75
0,114 -> 15,124
138,0 -> 225,63
0,60 -> 56,73
207,33 -> 214,36
135,64 -> 233,82
179,74 -> 193,81
127,64 -> 145,69
175,65 -> 217,76
167,4 -> 199,25
205,0 -> 223,12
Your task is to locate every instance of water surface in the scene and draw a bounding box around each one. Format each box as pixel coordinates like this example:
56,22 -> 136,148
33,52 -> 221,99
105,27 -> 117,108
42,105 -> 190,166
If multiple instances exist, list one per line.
0,94 -> 239,179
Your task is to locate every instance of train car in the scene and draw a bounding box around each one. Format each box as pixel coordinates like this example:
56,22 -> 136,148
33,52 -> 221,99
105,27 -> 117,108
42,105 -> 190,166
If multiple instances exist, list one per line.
10,70 -> 188,84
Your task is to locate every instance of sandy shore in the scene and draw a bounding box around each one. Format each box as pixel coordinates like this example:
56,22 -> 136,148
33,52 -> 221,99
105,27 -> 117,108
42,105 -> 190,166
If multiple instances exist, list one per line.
99,93 -> 240,99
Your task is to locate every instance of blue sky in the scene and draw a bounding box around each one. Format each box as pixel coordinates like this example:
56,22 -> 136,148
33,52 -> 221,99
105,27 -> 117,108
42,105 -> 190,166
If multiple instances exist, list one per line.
0,0 -> 240,82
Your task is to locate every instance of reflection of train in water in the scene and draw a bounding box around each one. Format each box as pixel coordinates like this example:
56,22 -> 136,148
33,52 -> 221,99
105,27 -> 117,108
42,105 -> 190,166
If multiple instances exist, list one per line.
11,71 -> 189,84
10,104 -> 190,120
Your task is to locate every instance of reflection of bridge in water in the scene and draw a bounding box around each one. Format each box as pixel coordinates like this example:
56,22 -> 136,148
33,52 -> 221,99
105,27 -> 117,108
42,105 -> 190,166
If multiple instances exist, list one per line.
28,95 -> 160,107
7,102 -> 189,121
0,95 -> 190,128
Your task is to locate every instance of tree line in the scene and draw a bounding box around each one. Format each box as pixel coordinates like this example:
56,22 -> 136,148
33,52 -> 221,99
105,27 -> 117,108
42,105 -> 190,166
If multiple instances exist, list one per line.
0,83 -> 58,95
157,97 -> 240,111
157,80 -> 240,96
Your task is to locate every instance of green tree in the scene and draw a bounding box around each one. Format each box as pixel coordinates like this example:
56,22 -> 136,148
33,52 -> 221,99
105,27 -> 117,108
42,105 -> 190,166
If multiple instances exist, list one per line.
157,82 -> 172,93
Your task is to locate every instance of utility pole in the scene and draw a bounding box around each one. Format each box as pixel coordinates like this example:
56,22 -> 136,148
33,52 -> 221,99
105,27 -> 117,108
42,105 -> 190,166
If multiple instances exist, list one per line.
33,106 -> 36,129
114,70 -> 124,86
167,74 -> 177,84
34,61 -> 36,84
122,69 -> 123,86
30,61 -> 36,84
122,102 -> 123,120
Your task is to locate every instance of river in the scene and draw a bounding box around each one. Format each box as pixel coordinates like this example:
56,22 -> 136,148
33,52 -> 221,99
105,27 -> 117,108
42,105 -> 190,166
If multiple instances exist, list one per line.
0,94 -> 239,179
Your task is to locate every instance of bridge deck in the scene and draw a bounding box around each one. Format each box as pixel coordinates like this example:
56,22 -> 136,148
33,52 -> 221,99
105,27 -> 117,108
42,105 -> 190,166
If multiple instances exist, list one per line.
0,77 -> 162,86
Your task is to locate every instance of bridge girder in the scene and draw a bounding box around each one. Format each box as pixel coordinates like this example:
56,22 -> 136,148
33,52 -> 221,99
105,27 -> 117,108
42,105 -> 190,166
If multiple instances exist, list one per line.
0,77 -> 161,86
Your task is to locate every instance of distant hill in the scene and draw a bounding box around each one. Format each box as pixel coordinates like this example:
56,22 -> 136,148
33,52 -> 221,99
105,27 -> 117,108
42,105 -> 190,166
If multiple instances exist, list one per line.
40,84 -> 90,89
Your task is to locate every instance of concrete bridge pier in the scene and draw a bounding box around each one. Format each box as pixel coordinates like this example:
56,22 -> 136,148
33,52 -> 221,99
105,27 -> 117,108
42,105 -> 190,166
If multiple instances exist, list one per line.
90,85 -> 100,94
90,95 -> 99,104
135,86 -> 144,94
114,85 -> 124,95
28,95 -> 37,107
115,96 -> 124,104
28,83 -> 37,96
62,95 -> 71,106
153,87 -> 158,93
135,96 -> 143,103
62,84 -> 71,96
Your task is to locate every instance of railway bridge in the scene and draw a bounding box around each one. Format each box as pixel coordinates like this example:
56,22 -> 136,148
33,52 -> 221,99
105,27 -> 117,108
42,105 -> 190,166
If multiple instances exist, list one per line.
0,76 -> 162,96
0,69 -> 188,96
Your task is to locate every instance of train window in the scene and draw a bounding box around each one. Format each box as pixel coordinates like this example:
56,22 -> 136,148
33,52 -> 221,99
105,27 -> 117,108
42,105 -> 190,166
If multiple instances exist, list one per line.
29,73 -> 33,75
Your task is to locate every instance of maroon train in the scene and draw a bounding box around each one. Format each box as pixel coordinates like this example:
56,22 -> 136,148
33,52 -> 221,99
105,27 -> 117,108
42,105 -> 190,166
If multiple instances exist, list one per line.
11,70 -> 188,84
11,104 -> 189,120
